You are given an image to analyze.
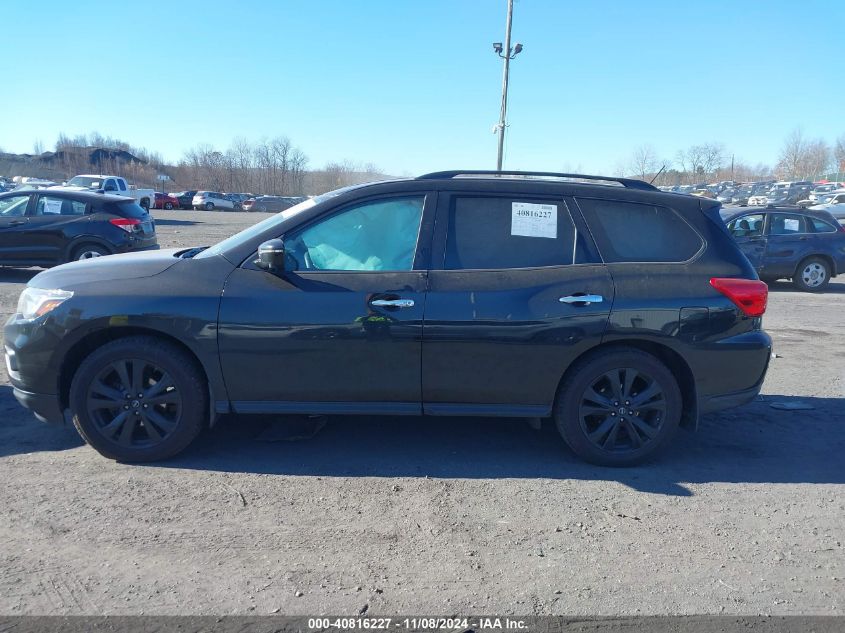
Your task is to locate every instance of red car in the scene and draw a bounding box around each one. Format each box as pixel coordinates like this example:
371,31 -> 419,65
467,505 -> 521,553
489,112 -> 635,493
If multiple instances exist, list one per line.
153,192 -> 180,210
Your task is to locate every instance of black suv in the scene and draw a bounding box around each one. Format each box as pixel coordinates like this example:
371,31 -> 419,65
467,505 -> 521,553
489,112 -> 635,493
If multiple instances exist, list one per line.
4,171 -> 771,466
0,189 -> 158,266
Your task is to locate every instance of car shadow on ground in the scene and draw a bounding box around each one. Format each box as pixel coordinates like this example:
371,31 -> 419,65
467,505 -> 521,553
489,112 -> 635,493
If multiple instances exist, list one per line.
151,393 -> 843,496
767,280 -> 845,294
2,387 -> 842,496
0,268 -> 40,283
0,386 -> 84,458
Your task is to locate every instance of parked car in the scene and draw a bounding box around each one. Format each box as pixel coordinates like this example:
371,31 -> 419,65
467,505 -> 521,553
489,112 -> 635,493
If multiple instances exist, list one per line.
732,184 -> 770,206
691,188 -> 716,199
247,195 -> 300,212
59,175 -> 155,211
225,193 -> 255,210
5,169 -> 772,467
723,206 -> 845,291
241,197 -> 257,212
192,191 -> 236,211
0,189 -> 158,266
152,192 -> 180,210
808,190 -> 845,220
170,191 -> 198,210
716,188 -> 738,204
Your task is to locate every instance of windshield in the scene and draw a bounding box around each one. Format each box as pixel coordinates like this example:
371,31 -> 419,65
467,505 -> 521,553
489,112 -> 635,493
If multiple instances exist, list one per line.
67,176 -> 103,188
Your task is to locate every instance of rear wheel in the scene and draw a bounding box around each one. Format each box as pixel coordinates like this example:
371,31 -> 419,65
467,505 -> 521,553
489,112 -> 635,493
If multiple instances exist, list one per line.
71,244 -> 110,261
554,348 -> 682,466
69,336 -> 206,462
204,202 -> 215,211
793,257 -> 830,292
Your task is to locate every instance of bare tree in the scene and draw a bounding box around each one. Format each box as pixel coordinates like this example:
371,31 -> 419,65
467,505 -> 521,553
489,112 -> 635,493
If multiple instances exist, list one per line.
833,134 -> 845,175
776,129 -> 830,180
629,144 -> 659,180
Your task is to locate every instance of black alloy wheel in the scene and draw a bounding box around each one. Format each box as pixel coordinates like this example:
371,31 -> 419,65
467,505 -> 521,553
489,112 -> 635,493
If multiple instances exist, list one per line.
555,348 -> 681,466
70,336 -> 206,461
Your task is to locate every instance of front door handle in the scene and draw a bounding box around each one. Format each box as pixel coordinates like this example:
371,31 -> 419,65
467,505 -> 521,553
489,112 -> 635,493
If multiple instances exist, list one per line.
559,294 -> 603,305
8,220 -> 26,226
370,298 -> 415,308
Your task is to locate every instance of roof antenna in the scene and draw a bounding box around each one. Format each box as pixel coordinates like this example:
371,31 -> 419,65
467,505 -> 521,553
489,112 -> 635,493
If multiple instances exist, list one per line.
650,164 -> 666,185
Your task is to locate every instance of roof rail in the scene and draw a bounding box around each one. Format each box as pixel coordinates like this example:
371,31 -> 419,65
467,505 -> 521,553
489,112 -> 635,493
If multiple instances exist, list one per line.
416,170 -> 658,191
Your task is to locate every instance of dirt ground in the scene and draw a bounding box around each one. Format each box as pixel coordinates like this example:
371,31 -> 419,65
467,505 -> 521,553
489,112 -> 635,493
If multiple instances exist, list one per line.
0,209 -> 842,616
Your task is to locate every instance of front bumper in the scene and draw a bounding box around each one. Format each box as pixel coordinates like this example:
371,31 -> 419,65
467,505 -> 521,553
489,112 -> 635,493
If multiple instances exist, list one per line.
11,387 -> 65,425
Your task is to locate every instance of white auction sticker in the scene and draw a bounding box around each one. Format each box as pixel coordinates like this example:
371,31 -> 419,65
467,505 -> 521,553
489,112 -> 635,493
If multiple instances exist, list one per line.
511,202 -> 557,238
43,199 -> 63,215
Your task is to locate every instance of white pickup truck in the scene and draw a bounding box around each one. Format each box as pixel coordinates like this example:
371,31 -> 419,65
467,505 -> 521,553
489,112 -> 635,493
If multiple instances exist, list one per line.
57,174 -> 155,210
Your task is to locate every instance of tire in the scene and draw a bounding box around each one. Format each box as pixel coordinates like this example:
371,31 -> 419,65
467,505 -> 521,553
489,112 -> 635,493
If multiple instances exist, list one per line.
69,336 -> 206,462
205,202 -> 214,211
554,348 -> 682,467
792,257 -> 831,292
164,202 -> 173,210
70,244 -> 110,262
257,205 -> 267,212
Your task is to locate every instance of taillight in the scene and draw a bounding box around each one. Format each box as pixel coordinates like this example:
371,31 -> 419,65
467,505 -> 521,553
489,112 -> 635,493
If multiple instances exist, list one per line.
110,218 -> 141,233
710,278 -> 768,317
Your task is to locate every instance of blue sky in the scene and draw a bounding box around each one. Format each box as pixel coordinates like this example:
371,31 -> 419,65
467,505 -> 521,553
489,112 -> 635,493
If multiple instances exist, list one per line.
2,0 -> 843,175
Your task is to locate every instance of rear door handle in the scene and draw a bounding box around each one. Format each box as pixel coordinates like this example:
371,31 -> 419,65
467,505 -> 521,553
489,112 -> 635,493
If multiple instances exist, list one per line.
370,298 -> 415,308
8,220 -> 27,226
559,294 -> 603,305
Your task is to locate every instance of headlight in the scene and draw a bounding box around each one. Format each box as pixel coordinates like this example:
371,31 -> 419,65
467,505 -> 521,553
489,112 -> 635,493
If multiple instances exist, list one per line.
16,287 -> 74,320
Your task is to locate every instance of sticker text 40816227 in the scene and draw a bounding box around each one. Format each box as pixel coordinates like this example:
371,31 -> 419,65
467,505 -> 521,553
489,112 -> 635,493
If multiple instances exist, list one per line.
511,202 -> 557,239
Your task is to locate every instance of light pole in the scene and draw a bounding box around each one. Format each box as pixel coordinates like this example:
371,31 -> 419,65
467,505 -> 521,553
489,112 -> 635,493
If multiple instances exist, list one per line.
493,0 -> 523,171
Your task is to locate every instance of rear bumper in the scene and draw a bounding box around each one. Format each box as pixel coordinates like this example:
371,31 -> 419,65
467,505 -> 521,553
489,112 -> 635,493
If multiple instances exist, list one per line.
696,329 -> 772,415
12,387 -> 66,425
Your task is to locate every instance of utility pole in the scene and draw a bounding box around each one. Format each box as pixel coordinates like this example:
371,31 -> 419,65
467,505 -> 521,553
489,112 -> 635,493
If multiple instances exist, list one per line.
493,0 -> 523,171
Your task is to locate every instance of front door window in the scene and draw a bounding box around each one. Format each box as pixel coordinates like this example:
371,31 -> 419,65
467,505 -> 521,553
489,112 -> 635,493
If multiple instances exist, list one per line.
285,196 -> 425,271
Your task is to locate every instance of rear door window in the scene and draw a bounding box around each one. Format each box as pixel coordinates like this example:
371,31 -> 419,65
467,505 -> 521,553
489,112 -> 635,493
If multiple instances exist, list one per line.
769,213 -> 807,235
444,196 -> 587,269
34,195 -> 84,216
577,198 -> 704,263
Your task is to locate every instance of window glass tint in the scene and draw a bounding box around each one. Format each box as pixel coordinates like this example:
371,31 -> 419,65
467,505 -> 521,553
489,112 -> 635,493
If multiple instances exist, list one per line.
810,217 -> 837,233
444,196 -> 583,270
728,213 -> 765,238
769,213 -> 806,235
109,201 -> 148,219
0,195 -> 30,217
118,179 -> 127,191
577,198 -> 703,262
286,196 -> 424,271
35,196 -> 83,216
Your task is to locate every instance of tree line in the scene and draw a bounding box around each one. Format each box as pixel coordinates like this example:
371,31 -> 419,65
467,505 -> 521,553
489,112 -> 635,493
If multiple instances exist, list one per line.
26,133 -> 388,195
623,129 -> 845,185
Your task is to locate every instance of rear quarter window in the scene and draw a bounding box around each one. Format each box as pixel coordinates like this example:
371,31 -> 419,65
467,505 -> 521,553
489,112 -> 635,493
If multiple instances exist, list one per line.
576,198 -> 704,263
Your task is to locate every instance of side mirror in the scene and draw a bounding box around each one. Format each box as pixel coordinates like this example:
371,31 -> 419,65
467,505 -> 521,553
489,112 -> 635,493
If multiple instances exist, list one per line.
256,239 -> 286,273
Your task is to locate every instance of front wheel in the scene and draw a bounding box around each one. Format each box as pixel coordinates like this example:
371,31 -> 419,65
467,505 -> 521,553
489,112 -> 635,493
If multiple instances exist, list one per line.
554,348 -> 682,466
69,336 -> 207,462
793,257 -> 830,292
164,202 -> 173,210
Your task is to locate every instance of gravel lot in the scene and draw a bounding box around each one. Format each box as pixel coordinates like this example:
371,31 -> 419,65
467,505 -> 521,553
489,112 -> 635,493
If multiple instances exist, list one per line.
0,209 -> 843,616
